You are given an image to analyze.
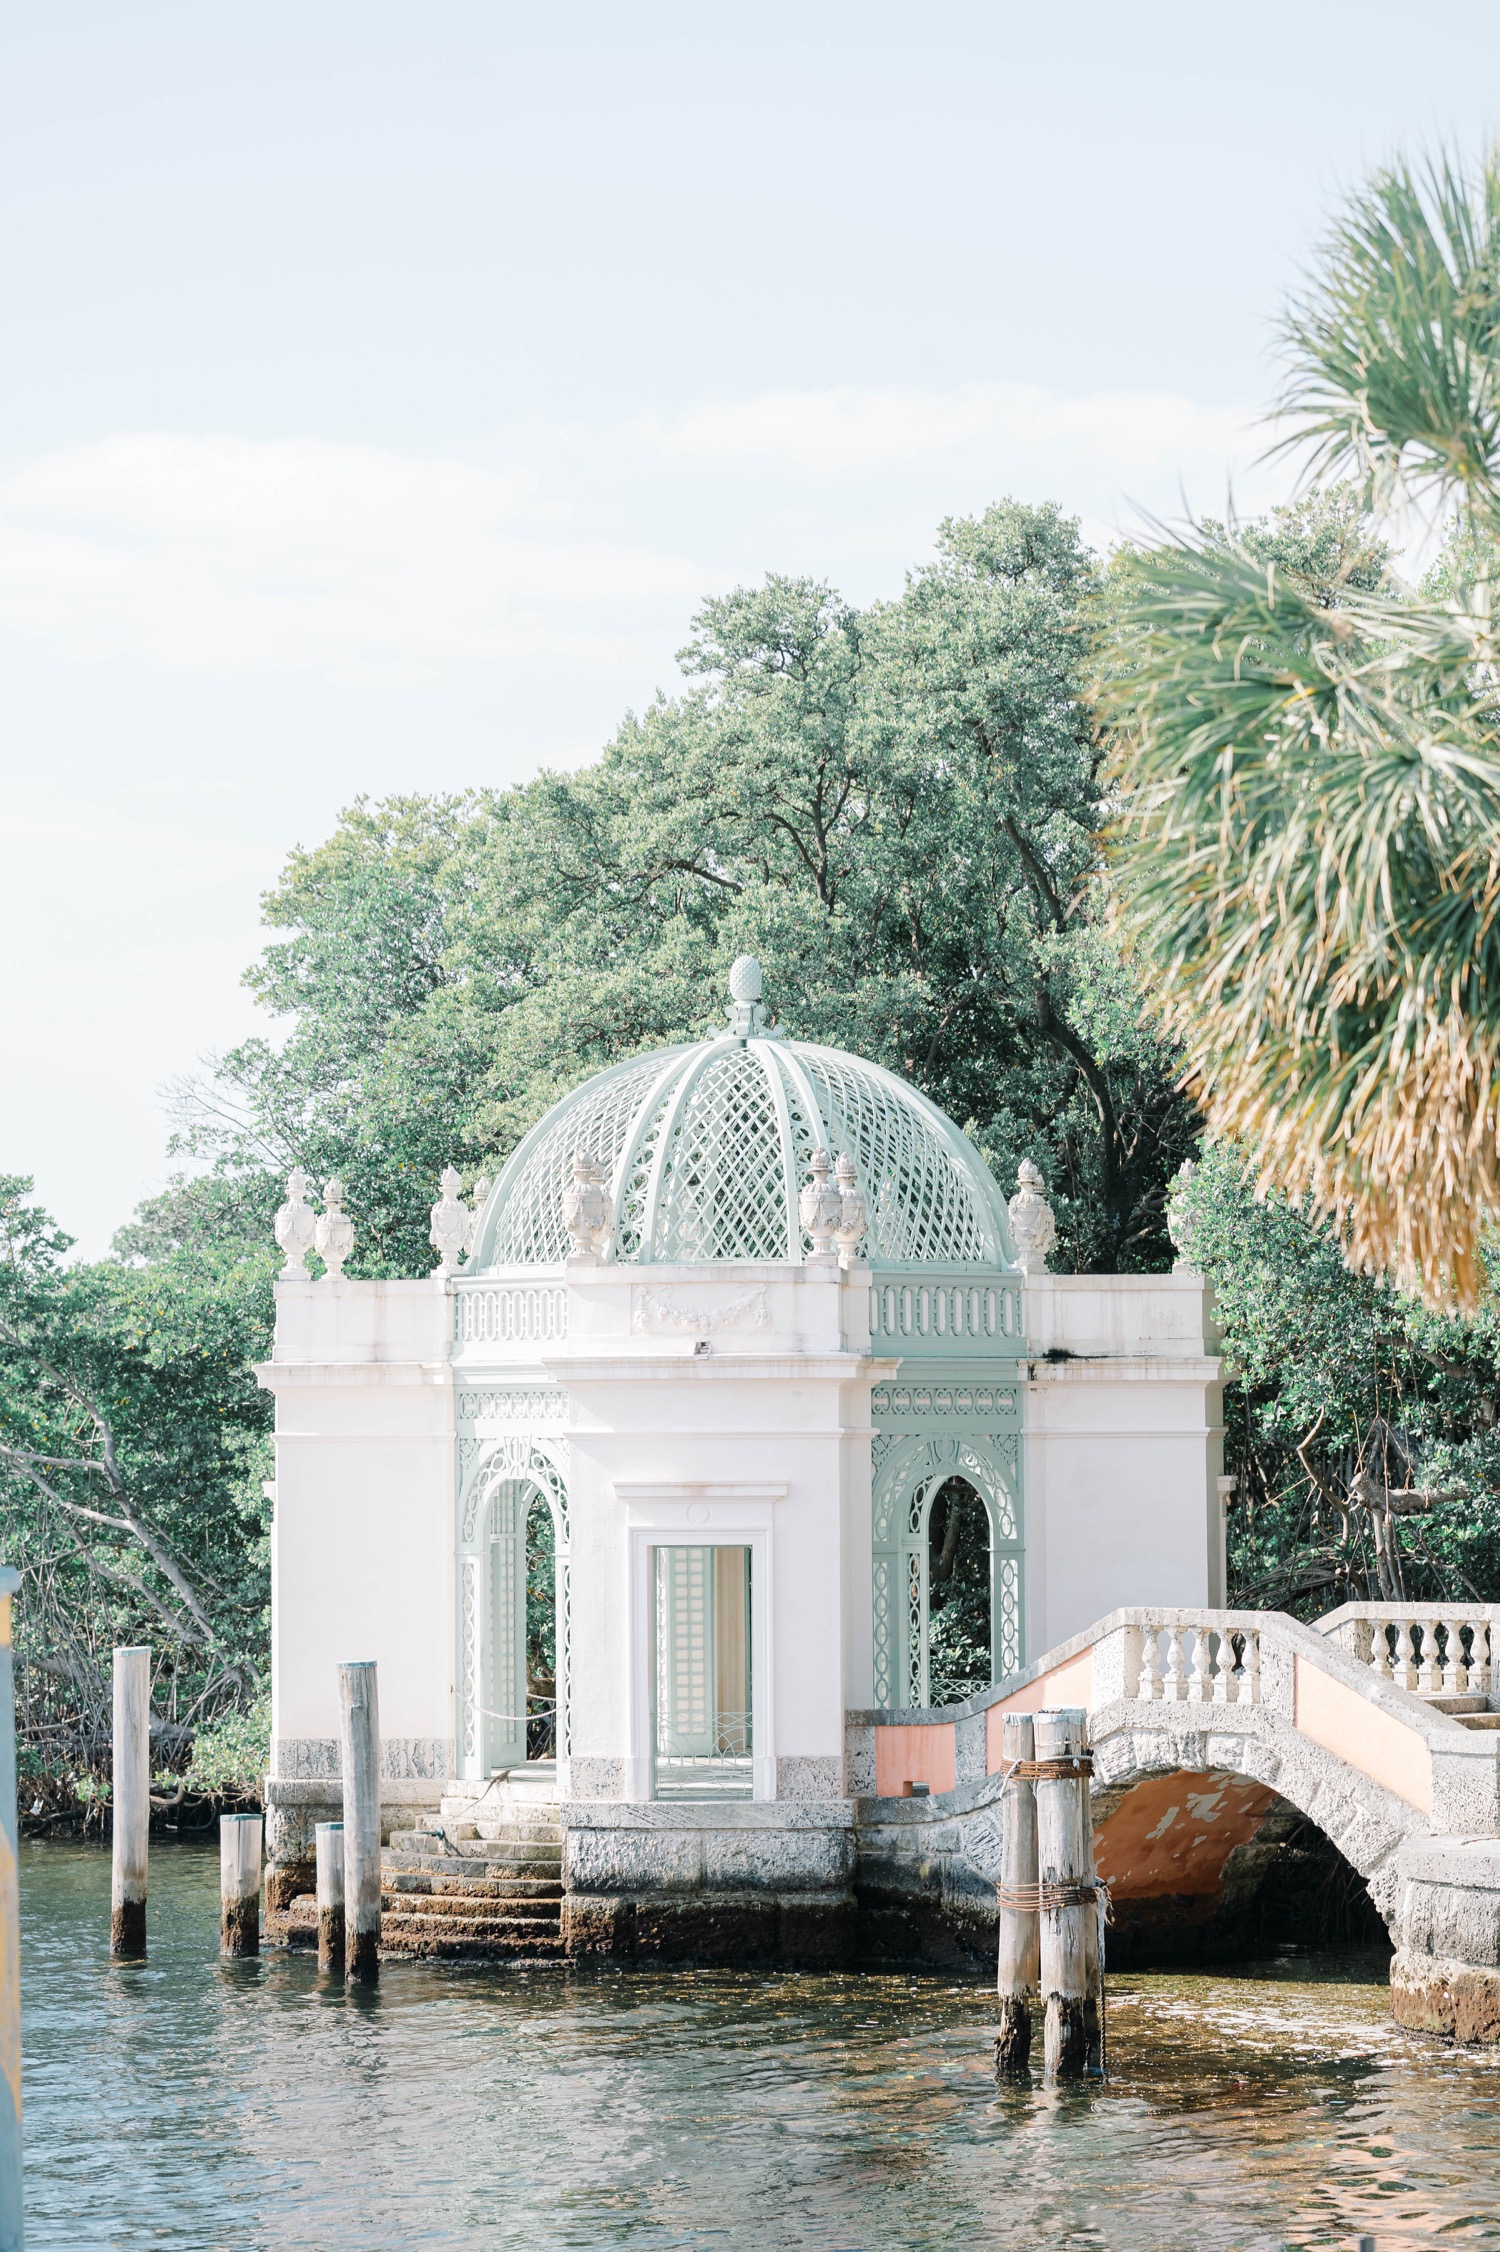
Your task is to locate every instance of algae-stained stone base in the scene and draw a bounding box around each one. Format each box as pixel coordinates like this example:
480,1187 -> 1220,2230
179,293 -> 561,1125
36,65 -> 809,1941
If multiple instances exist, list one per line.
564,1890 -> 853,1967
1391,1945 -> 1500,2044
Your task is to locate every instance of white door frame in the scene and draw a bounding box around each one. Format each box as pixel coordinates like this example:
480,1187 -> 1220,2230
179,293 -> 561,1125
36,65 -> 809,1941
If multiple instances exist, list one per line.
615,1482 -> 784,1802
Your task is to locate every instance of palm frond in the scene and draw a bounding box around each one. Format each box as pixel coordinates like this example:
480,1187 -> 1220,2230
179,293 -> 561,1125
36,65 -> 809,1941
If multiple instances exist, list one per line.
1275,148 -> 1500,522
1105,536 -> 1500,1305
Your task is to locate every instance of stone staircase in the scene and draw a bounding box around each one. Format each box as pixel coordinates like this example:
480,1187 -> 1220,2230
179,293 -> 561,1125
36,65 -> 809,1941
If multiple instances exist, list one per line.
380,1770 -> 564,1962
1431,1694 -> 1500,1732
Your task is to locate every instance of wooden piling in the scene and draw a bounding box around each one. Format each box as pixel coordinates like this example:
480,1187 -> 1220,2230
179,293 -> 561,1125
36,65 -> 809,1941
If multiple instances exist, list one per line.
0,1564 -> 23,2252
219,1814 -> 262,1957
1081,1755 -> 1105,2076
338,1661 -> 381,1984
315,1821 -> 346,1972
1034,1706 -> 1090,2082
995,1712 -> 1039,2075
110,1647 -> 151,1959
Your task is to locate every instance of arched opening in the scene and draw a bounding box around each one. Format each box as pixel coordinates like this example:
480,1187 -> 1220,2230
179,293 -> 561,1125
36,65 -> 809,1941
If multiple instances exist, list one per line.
871,1440 -> 1022,1711
1093,1769 -> 1393,1968
525,1488 -> 557,1760
461,1459 -> 570,1780
925,1477 -> 993,1707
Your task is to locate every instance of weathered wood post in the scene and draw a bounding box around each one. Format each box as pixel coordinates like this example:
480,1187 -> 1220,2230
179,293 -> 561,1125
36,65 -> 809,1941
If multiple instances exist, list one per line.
0,1564 -> 23,2252
995,1712 -> 1039,2076
110,1647 -> 151,1959
218,1814 -> 262,1957
338,1662 -> 381,1984
1034,1706 -> 1090,2082
1081,1752 -> 1105,2076
315,1821 -> 345,1973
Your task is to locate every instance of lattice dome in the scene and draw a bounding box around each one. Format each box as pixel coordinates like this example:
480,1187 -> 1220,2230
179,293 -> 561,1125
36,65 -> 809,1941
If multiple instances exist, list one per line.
468,960 -> 1015,1272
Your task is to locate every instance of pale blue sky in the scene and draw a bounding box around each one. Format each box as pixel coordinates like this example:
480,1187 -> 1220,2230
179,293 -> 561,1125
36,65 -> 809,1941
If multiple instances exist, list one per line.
6,4 -> 1500,1251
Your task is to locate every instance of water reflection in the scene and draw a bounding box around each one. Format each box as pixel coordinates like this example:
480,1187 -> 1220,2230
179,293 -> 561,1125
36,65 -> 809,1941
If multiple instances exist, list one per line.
18,1841 -> 1500,2251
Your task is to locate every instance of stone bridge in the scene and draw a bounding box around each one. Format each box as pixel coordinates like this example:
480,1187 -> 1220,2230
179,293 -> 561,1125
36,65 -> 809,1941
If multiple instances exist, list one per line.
848,1604 -> 1500,2043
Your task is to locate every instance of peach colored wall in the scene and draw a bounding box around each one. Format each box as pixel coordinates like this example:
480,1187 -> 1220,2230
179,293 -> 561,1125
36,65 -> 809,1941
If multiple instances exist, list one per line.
874,1723 -> 956,1797
985,1650 -> 1094,1770
1293,1654 -> 1431,1815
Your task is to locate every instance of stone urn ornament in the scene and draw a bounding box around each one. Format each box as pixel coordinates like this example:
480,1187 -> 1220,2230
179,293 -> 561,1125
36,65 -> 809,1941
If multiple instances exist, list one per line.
429,1165 -> 472,1276
273,1168 -> 317,1274
314,1177 -> 355,1280
1008,1159 -> 1057,1275
726,954 -> 768,1040
1165,1159 -> 1199,1272
561,1151 -> 614,1260
833,1151 -> 868,1268
799,1147 -> 843,1260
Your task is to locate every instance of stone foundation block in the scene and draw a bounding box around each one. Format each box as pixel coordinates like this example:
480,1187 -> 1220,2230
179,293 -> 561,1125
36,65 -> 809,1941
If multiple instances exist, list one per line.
1391,1946 -> 1500,2044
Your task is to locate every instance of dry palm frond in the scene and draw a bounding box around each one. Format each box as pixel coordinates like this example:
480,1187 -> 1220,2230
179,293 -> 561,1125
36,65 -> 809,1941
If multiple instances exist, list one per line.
1106,148 -> 1500,1308
1105,540 -> 1500,1307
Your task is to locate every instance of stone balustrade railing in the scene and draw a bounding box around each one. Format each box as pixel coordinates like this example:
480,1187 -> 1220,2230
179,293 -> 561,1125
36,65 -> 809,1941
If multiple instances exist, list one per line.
1122,1616 -> 1262,1704
1314,1604 -> 1500,1699
852,1604 -> 1500,1840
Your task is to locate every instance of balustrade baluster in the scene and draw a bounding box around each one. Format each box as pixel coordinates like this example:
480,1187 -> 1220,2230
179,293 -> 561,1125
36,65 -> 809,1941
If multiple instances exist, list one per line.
1419,1617 -> 1444,1695
1393,1620 -> 1417,1691
1211,1628 -> 1232,1703
1237,1633 -> 1261,1705
1138,1625 -> 1164,1702
1445,1618 -> 1470,1695
1188,1627 -> 1213,1703
1370,1618 -> 1394,1683
1162,1626 -> 1187,1702
1477,1623 -> 1494,1698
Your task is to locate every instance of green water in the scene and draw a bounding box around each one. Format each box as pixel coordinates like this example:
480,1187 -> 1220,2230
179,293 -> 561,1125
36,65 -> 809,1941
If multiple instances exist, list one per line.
18,1839 -> 1500,2251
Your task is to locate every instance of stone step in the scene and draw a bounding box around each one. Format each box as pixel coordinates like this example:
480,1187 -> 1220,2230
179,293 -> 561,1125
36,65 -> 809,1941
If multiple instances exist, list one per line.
385,1842 -> 562,1871
1429,1693 -> 1491,1715
385,1870 -> 562,1901
381,1892 -> 560,1928
380,1924 -> 566,1962
1456,1712 -> 1500,1730
389,1826 -> 561,1853
381,1911 -> 565,1957
380,1846 -> 560,1882
466,1820 -> 563,1843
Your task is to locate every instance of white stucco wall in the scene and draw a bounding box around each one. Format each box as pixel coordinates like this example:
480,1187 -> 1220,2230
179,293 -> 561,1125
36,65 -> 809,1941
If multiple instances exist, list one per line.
1021,1271 -> 1225,1655
259,1253 -> 1225,1807
259,1275 -> 455,1766
522,1257 -> 889,1801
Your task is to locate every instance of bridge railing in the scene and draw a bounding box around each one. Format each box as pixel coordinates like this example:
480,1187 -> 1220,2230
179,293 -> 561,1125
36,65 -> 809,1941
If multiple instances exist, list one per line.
1313,1604 -> 1500,1699
854,1603 -> 1500,1835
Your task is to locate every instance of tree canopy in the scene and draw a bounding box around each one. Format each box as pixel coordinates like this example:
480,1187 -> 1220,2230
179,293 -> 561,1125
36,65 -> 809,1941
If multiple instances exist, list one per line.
181,500 -> 1194,1278
0,1174 -> 274,1780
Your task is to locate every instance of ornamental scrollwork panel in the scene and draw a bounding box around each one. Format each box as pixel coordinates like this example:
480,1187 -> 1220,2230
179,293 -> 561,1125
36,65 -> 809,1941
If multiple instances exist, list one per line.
871,1382 -> 1020,1423
459,1432 -> 571,1542
456,1386 -> 569,1428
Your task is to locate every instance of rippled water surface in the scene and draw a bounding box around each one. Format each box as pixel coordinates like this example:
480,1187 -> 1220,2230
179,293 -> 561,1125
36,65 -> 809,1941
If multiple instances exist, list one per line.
18,1840 -> 1500,2250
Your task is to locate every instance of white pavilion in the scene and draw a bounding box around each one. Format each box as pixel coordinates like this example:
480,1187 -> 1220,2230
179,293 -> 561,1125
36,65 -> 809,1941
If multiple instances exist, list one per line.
259,957 -> 1224,1915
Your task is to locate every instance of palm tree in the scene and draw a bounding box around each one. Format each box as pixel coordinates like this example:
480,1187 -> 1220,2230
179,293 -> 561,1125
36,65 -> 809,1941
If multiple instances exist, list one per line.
1105,148 -> 1500,1307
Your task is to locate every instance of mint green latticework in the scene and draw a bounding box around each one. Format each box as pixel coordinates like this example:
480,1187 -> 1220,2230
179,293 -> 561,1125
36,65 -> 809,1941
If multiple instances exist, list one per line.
796,1048 -> 995,1266
652,1048 -> 792,1262
485,1051 -> 687,1268
469,1030 -> 1015,1271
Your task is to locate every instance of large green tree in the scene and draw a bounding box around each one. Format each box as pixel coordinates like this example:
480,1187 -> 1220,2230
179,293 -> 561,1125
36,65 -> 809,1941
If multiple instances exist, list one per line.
1173,1149 -> 1500,1610
0,1175 -> 274,1778
183,501 -> 1195,1274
